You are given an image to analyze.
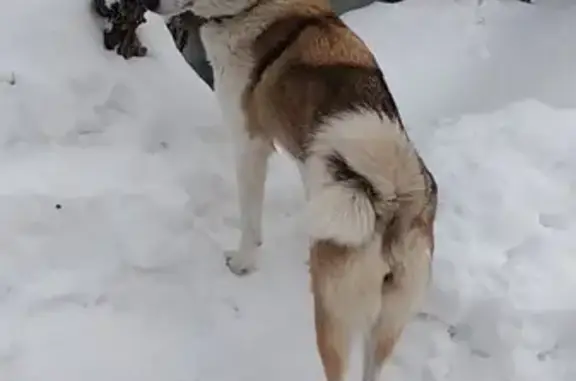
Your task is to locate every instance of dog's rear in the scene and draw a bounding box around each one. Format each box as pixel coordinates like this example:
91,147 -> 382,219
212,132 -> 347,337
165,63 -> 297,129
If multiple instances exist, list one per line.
305,111 -> 437,381
145,1 -> 438,380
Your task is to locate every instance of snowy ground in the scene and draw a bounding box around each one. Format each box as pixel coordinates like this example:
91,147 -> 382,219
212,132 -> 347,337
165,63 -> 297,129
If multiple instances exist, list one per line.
0,0 -> 575,380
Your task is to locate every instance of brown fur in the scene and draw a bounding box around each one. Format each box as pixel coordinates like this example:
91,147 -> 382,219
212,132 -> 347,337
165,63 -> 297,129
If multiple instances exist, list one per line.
310,240 -> 352,381
242,4 -> 401,160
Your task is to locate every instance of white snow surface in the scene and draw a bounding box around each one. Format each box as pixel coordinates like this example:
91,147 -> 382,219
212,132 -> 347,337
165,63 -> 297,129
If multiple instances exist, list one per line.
1,0 -> 575,380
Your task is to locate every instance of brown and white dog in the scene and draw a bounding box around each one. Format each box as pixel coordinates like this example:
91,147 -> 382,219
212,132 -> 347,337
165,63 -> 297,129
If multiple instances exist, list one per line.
145,0 -> 438,380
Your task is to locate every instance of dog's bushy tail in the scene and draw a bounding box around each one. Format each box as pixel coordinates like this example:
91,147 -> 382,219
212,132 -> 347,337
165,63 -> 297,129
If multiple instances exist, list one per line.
305,111 -> 424,247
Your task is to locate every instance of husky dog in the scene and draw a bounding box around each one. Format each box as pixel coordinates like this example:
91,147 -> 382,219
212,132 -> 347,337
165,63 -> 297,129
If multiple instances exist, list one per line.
144,1 -> 438,380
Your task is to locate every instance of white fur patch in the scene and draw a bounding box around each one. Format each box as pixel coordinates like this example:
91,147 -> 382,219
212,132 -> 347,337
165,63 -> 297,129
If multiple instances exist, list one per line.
307,183 -> 376,247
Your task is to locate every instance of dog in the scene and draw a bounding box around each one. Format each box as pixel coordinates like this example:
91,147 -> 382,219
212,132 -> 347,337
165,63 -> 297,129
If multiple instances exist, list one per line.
144,1 -> 438,380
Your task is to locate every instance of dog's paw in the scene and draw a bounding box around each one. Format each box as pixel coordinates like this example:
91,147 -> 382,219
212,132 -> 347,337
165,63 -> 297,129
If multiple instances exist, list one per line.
224,250 -> 257,276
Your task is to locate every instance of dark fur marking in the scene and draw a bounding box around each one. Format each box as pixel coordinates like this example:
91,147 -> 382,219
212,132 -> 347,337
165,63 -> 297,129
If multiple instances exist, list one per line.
290,63 -> 402,124
326,152 -> 380,203
382,271 -> 395,290
249,13 -> 340,92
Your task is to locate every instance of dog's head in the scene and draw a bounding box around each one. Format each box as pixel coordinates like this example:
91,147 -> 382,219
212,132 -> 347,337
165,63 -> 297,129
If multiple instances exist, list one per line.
142,0 -> 260,19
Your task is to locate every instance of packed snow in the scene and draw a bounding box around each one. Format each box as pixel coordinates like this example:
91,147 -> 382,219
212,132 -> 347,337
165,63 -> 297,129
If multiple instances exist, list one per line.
0,0 -> 575,380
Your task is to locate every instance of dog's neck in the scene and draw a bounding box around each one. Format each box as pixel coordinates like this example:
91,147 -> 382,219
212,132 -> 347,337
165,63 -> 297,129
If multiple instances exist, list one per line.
202,0 -> 267,24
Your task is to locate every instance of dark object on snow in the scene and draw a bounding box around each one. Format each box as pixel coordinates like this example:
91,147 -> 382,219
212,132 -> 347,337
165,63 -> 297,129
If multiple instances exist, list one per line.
166,11 -> 215,88
93,0 -> 148,59
166,11 -> 205,54
166,13 -> 190,52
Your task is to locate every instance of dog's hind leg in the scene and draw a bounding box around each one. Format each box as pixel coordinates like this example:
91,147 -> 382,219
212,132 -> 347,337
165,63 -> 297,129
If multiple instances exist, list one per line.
361,246 -> 432,381
310,242 -> 354,381
225,134 -> 272,276
310,239 -> 385,381
313,286 -> 353,381
362,315 -> 402,381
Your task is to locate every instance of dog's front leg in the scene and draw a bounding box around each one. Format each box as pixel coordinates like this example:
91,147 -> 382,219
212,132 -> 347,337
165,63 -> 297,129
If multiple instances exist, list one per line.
225,133 -> 272,276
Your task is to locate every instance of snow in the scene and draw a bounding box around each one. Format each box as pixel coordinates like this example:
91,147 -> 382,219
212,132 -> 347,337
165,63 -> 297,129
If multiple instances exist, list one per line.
0,0 -> 575,380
